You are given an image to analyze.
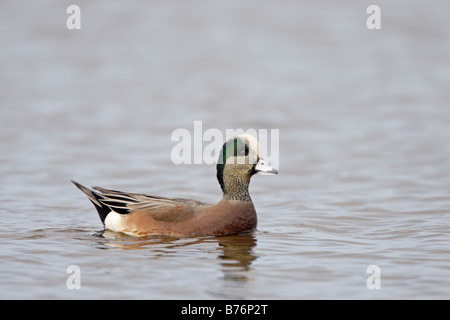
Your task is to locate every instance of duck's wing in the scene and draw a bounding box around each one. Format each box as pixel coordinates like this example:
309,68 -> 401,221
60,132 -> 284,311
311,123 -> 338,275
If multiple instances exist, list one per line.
92,186 -> 211,222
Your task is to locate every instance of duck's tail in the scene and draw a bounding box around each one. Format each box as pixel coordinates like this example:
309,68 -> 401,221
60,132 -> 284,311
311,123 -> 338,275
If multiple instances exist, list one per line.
71,180 -> 110,224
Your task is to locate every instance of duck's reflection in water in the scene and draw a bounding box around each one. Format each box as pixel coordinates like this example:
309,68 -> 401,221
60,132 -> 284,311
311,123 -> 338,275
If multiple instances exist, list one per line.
215,234 -> 257,281
95,230 -> 258,282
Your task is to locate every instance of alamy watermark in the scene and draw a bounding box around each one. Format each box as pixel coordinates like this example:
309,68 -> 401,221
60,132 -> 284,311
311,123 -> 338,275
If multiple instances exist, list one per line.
66,5 -> 81,30
66,265 -> 81,289
66,5 -> 380,31
366,5 -> 381,30
366,265 -> 381,289
170,121 -> 279,170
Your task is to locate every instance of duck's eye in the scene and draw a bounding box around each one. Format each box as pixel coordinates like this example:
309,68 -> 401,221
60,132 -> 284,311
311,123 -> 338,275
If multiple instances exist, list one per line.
245,144 -> 249,156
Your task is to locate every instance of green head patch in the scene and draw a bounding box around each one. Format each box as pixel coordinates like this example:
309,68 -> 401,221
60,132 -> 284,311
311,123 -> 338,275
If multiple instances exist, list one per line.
219,137 -> 250,165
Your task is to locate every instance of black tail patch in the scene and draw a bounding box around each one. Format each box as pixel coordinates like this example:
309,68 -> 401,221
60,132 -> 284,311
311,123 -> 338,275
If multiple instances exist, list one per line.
71,180 -> 111,224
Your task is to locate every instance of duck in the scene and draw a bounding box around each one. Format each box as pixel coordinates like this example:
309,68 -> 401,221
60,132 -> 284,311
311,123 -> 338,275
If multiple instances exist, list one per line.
72,133 -> 278,237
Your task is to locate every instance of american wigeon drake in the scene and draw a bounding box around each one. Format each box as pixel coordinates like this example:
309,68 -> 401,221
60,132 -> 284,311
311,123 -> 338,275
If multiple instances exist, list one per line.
72,134 -> 278,237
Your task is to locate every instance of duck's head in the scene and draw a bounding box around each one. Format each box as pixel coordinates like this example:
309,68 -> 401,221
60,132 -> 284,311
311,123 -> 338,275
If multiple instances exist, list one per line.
216,134 -> 278,201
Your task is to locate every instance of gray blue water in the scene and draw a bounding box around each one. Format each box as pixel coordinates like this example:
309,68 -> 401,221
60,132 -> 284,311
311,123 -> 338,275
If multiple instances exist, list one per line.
0,0 -> 449,299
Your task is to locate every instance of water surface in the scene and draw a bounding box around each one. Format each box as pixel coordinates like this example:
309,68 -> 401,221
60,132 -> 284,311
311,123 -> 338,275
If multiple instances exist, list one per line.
0,0 -> 449,299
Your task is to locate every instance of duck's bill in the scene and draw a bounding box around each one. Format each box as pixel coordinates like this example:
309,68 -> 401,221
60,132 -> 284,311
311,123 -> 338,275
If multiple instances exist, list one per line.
254,159 -> 278,175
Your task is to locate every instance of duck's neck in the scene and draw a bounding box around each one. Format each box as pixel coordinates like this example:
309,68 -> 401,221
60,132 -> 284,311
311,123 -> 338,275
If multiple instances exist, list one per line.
217,165 -> 252,201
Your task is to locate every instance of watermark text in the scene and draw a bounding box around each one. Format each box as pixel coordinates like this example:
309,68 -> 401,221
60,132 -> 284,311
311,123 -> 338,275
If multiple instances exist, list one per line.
66,265 -> 81,289
170,121 -> 279,170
